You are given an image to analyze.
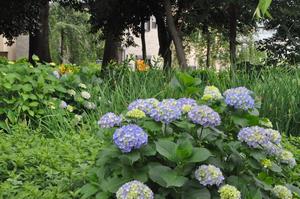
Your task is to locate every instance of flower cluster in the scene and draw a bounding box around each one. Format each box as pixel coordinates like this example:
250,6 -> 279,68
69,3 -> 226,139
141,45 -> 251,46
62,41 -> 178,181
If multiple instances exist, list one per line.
177,98 -> 197,113
238,126 -> 270,148
81,91 -> 91,100
218,185 -> 241,199
116,180 -> 154,199
272,185 -> 293,199
188,105 -> 221,127
223,87 -> 255,110
195,165 -> 224,186
113,124 -> 148,153
238,126 -> 296,167
84,101 -> 96,110
128,98 -> 159,115
149,99 -> 182,124
68,89 -> 76,96
98,112 -> 122,128
202,86 -> 223,102
279,150 -> 297,168
126,109 -> 146,119
59,101 -> 68,109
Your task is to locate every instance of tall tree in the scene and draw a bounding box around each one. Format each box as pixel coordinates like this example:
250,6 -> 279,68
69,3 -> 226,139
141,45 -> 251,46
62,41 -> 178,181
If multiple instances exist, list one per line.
29,0 -> 52,63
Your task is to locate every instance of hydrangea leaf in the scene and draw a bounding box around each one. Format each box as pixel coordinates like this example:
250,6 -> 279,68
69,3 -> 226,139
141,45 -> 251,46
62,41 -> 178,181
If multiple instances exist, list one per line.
182,188 -> 211,199
187,148 -> 212,163
155,139 -> 177,162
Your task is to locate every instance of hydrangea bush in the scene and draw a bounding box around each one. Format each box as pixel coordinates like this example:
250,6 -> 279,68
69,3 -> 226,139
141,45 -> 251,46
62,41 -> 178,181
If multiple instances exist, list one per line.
81,85 -> 298,199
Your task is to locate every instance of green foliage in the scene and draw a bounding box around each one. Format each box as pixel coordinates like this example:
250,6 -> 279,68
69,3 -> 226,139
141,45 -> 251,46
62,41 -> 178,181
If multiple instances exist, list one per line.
0,62 -> 66,130
82,80 -> 296,198
0,124 -> 102,199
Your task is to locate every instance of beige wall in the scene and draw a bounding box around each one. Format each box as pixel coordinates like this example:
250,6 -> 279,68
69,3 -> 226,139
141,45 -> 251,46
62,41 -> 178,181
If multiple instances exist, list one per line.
0,35 -> 29,60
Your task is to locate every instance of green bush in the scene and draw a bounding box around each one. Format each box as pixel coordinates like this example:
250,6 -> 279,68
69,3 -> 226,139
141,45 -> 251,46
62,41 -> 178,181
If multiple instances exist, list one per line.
0,62 -> 66,129
81,82 -> 299,199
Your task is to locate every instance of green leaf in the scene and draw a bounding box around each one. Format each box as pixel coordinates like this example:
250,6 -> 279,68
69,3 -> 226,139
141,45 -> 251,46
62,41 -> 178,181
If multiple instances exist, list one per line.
182,188 -> 211,199
148,163 -> 188,188
270,163 -> 282,173
95,192 -> 110,199
155,139 -> 177,162
120,151 -> 141,165
175,139 -> 193,161
187,148 -> 212,163
142,120 -> 162,132
140,144 -> 156,156
80,183 -> 99,199
29,101 -> 39,107
253,189 -> 263,199
22,84 -> 33,92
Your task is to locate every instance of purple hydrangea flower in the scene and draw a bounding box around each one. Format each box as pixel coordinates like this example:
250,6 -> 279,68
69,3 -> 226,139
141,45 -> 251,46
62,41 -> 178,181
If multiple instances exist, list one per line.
279,150 -> 297,168
195,165 -> 224,186
149,99 -> 182,124
188,105 -> 221,127
116,180 -> 154,199
223,87 -> 255,110
238,126 -> 270,148
53,71 -> 60,79
113,124 -> 148,153
59,101 -> 68,109
98,112 -> 122,128
128,98 -> 159,115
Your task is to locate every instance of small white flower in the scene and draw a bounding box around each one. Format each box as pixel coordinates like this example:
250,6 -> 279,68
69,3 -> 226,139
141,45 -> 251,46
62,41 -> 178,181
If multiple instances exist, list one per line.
84,102 -> 96,110
68,89 -> 76,96
74,114 -> 83,123
79,83 -> 87,89
81,91 -> 91,100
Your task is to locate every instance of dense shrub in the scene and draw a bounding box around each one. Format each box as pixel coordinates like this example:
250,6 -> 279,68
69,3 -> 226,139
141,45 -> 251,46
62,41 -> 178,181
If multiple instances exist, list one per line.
81,85 -> 299,198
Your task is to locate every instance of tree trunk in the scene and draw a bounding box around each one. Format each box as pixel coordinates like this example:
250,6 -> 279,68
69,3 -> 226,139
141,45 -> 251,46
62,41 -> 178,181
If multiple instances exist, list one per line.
102,34 -> 121,68
60,29 -> 64,64
155,13 -> 172,69
29,0 -> 51,63
141,20 -> 147,61
163,0 -> 187,69
203,25 -> 211,68
229,3 -> 237,68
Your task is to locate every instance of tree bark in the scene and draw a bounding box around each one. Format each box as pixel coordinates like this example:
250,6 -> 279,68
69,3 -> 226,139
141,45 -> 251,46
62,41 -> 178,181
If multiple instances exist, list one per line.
102,34 -> 121,68
60,29 -> 64,64
155,13 -> 172,69
203,25 -> 211,68
229,3 -> 237,68
141,20 -> 147,61
29,0 -> 51,63
163,0 -> 187,69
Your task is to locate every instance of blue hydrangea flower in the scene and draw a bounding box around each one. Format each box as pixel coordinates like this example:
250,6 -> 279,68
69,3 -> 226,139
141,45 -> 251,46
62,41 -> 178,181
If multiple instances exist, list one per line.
149,99 -> 182,124
188,105 -> 221,127
177,98 -> 197,113
116,180 -> 154,199
195,165 -> 224,186
53,71 -> 60,79
128,98 -> 159,115
59,101 -> 67,109
223,87 -> 255,110
238,126 -> 270,148
262,142 -> 283,156
265,129 -> 282,145
113,124 -> 148,153
98,112 -> 122,128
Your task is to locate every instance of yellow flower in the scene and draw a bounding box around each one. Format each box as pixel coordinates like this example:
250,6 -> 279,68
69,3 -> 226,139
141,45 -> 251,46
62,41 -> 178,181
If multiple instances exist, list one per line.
59,64 -> 67,75
261,159 -> 272,169
67,105 -> 74,112
126,109 -> 146,119
182,105 -> 192,113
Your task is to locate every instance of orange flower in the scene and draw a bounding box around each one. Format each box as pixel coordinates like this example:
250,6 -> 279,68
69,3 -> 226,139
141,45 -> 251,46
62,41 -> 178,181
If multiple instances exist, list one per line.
136,60 -> 150,72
